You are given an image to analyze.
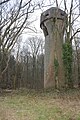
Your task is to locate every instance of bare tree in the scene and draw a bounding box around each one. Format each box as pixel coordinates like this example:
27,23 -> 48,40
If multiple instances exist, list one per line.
0,0 -> 10,5
20,36 -> 44,89
0,0 -> 43,81
27,36 -> 44,89
74,33 -> 80,86
59,0 -> 80,87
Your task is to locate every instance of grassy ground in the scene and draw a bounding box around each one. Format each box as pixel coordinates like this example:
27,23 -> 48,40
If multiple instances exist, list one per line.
0,88 -> 80,120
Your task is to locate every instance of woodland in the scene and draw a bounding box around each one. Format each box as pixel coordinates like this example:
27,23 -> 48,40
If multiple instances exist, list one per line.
0,0 -> 80,90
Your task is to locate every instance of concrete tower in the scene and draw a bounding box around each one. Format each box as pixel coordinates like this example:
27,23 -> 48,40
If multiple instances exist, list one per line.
40,7 -> 67,88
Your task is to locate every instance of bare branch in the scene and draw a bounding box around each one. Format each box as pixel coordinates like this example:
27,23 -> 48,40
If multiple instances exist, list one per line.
70,29 -> 80,41
0,0 -> 10,5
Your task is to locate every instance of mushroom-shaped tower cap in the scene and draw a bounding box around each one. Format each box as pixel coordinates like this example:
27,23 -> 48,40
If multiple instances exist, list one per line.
40,7 -> 67,28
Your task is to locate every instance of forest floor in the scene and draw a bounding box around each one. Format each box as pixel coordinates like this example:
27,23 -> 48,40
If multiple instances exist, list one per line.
0,88 -> 80,120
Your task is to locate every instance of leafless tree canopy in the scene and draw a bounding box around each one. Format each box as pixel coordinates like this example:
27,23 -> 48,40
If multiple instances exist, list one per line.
0,0 -> 43,52
0,0 -> 10,5
0,0 -> 80,89
0,0 -> 43,80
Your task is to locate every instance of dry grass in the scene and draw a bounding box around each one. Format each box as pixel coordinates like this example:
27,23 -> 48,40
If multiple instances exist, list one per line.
0,88 -> 80,120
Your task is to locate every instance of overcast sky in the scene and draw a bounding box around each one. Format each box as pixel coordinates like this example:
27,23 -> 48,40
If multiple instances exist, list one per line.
22,0 -> 80,40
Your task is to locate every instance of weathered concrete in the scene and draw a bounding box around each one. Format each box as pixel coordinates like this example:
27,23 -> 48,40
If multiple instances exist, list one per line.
40,7 -> 67,88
